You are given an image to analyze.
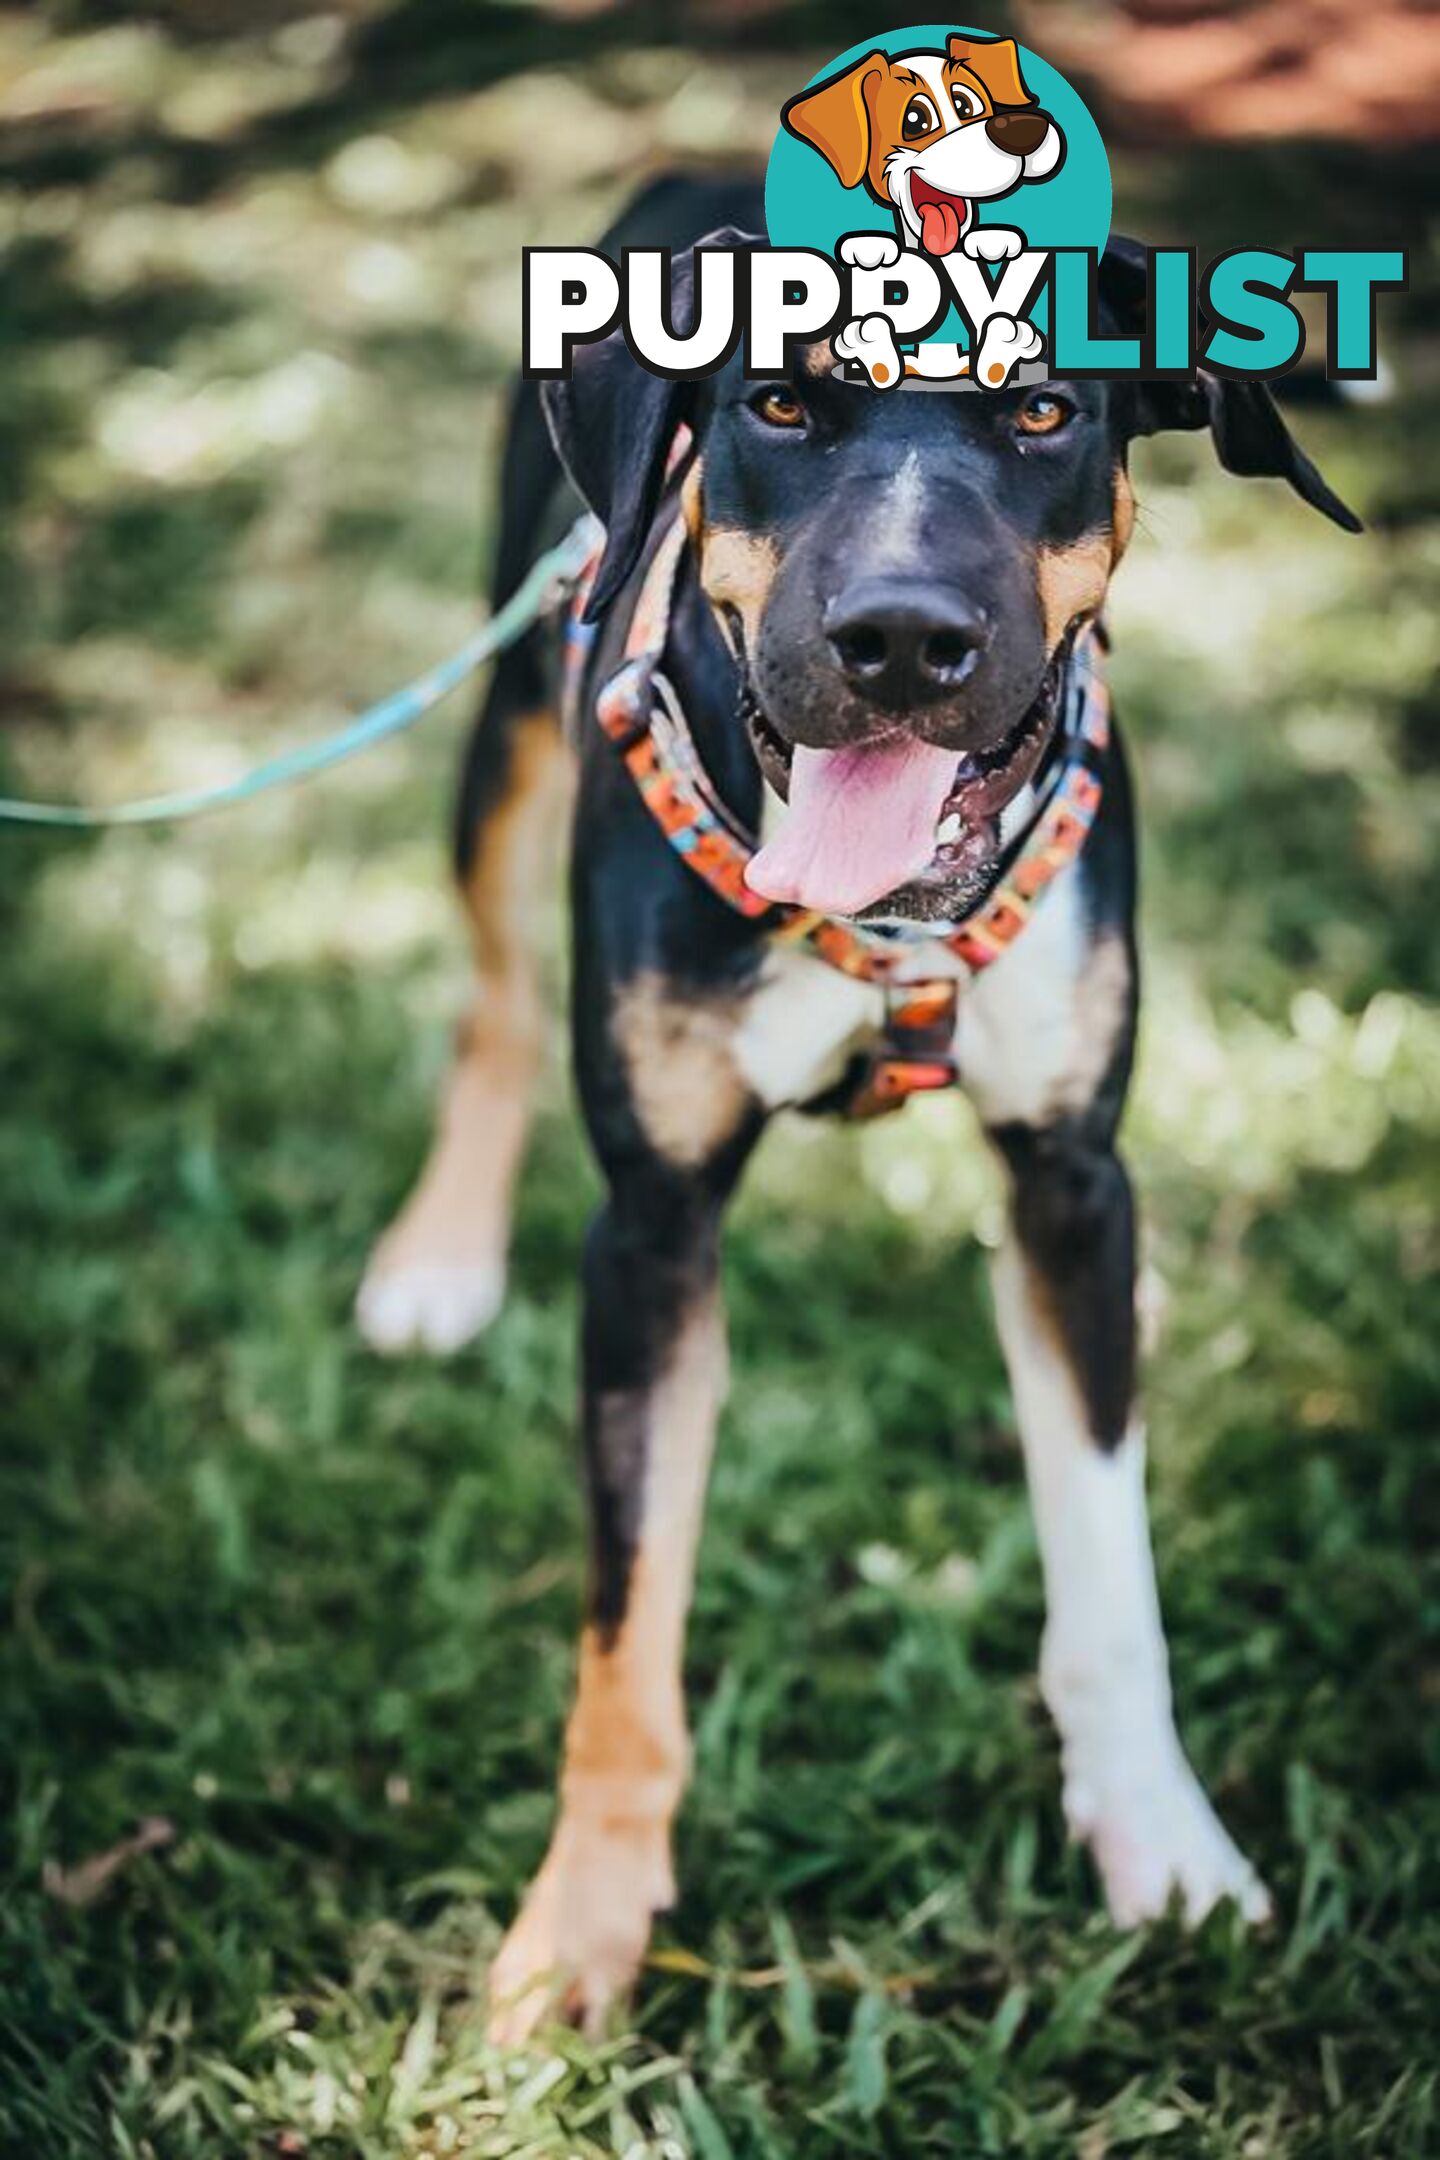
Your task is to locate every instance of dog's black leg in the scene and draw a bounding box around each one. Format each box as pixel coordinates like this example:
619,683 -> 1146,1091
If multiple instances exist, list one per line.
964,741 -> 1269,1926
488,1134 -> 760,2042
489,857 -> 765,2037
989,1100 -> 1138,1452
356,380 -> 573,1356
487,1177 -> 734,2044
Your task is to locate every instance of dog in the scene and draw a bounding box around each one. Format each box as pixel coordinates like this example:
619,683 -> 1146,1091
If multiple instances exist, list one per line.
785,34 -> 1065,388
355,174 -> 1359,2042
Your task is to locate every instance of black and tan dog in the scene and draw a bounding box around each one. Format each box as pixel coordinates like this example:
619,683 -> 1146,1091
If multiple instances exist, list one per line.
356,176 -> 1358,2041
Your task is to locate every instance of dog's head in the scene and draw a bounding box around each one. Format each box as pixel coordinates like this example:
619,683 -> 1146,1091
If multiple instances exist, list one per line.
544,231 -> 1360,925
782,35 -> 1064,256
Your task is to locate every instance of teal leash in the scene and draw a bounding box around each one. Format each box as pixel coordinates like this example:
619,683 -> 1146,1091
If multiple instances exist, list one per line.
0,515 -> 598,830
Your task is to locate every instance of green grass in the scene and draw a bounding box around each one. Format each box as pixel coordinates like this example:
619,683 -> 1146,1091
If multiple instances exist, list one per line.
1,9 -> 1438,2155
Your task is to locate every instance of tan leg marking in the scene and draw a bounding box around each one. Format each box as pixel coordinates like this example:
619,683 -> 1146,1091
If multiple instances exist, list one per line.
488,1299 -> 727,2042
612,972 -> 753,1169
1036,534 -> 1113,651
356,712 -> 572,1355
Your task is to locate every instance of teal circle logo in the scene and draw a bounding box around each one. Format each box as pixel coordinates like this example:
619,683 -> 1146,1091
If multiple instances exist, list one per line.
766,25 -> 1109,365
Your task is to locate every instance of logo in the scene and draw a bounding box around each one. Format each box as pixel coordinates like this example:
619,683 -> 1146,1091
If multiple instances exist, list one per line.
769,27 -> 1108,388
522,23 -> 1404,390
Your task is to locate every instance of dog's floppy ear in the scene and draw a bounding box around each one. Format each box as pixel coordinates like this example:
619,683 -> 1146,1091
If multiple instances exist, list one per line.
542,343 -> 693,624
949,33 -> 1035,108
1099,234 -> 1362,533
541,230 -> 748,622
1178,377 -> 1362,532
781,52 -> 888,190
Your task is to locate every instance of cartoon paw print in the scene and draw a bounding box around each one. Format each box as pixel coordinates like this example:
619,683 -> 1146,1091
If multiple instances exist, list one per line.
963,227 -> 1025,264
833,313 -> 902,390
973,313 -> 1044,389
838,233 -> 902,273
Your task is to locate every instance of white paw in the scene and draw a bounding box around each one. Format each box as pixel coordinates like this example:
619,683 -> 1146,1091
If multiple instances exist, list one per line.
972,312 -> 1044,390
964,225 -> 1024,264
487,1819 -> 673,2047
355,1259 -> 505,1356
1072,1755 -> 1272,1929
832,312 -> 903,389
838,231 -> 901,272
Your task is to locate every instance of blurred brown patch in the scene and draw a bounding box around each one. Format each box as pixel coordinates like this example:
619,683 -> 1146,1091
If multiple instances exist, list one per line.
1019,0 -> 1440,146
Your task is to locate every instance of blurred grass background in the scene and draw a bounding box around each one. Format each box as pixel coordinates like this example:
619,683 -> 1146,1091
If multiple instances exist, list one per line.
0,4 -> 1437,2155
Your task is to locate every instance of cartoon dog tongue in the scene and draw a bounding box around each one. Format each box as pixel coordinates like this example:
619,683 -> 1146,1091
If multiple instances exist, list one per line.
746,738 -> 959,917
918,196 -> 963,256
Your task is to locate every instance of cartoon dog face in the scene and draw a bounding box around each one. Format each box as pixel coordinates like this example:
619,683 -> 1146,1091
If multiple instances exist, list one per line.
782,34 -> 1064,256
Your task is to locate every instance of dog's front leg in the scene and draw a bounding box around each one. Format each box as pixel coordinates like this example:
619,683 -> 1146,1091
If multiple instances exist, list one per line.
487,1170 -> 734,2043
987,1115 -> 1269,1928
488,976 -> 762,2043
964,869 -> 1269,1929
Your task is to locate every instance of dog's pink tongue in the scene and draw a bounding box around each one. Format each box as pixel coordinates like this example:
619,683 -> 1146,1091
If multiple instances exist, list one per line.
919,197 -> 962,255
746,738 -> 958,916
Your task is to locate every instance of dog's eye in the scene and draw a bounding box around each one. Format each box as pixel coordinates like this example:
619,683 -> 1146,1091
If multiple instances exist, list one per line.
901,94 -> 940,139
750,387 -> 807,431
1016,390 -> 1075,437
950,84 -> 984,121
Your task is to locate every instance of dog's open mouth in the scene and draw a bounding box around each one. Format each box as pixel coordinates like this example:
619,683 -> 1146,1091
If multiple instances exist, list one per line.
743,657 -> 1063,921
907,173 -> 971,257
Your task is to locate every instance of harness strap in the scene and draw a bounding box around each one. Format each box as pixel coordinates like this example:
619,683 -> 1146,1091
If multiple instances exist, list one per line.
594,519 -> 776,922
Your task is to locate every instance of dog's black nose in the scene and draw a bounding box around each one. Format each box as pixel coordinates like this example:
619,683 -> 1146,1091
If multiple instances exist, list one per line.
823,582 -> 989,707
986,108 -> 1049,157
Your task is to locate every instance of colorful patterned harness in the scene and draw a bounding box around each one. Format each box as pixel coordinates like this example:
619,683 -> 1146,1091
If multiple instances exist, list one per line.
565,490 -> 1111,1118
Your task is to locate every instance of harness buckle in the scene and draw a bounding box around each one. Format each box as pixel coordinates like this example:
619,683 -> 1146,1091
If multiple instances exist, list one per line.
846,1052 -> 959,1119
842,977 -> 960,1118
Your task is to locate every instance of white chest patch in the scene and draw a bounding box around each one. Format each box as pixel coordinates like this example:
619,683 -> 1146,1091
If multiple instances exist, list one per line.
731,863 -> 1112,1126
732,946 -> 883,1108
958,867 -> 1110,1128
